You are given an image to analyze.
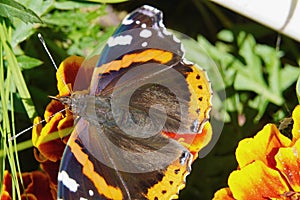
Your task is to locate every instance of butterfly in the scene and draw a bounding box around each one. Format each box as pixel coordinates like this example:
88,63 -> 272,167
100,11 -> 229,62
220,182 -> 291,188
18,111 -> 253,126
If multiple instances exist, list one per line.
55,5 -> 212,200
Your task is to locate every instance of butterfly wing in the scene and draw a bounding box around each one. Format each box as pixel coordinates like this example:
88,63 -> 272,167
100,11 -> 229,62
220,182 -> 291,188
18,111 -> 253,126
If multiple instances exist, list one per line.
96,5 -> 183,67
58,118 -> 193,200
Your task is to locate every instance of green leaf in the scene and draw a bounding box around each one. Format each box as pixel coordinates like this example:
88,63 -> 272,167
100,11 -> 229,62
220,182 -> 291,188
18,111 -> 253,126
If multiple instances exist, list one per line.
248,96 -> 269,122
234,32 -> 284,105
83,0 -> 129,3
197,35 -> 236,87
0,0 -> 42,23
43,10 -> 91,27
255,45 -> 282,95
280,64 -> 299,91
217,29 -> 234,42
12,0 -> 53,47
17,55 -> 43,70
54,1 -> 97,10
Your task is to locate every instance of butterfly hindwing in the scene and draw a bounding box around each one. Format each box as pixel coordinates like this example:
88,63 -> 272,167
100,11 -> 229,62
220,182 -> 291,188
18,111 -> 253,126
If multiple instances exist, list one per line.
58,118 -> 192,200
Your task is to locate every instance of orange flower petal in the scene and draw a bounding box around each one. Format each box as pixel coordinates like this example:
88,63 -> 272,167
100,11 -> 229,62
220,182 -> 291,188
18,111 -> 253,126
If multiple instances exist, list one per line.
236,124 -> 291,168
2,171 -> 12,197
275,139 -> 300,191
24,171 -> 56,200
228,160 -> 289,200
292,105 -> 300,143
32,116 -> 43,148
44,100 -> 65,123
40,160 -> 61,185
21,194 -> 37,200
1,171 -> 55,200
33,113 -> 66,162
1,191 -> 12,200
56,55 -> 96,95
213,188 -> 235,200
57,114 -> 74,140
56,55 -> 84,96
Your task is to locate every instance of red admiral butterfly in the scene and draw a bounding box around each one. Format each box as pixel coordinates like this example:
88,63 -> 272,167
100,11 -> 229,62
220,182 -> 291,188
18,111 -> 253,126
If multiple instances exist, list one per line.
50,5 -> 212,200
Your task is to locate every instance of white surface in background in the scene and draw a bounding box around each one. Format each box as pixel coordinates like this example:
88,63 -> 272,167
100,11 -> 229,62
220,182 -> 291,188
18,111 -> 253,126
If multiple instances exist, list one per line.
211,0 -> 300,42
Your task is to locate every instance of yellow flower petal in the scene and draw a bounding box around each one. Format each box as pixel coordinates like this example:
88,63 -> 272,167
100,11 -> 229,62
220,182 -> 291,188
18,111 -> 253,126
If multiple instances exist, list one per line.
292,105 -> 300,143
212,188 -> 235,200
275,139 -> 300,191
228,160 -> 289,200
236,124 -> 291,168
56,55 -> 84,96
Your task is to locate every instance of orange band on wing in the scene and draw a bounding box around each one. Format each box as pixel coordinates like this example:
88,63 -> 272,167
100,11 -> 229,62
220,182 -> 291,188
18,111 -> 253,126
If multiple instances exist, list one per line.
89,49 -> 173,94
68,136 -> 123,200
163,122 -> 212,160
94,49 -> 173,74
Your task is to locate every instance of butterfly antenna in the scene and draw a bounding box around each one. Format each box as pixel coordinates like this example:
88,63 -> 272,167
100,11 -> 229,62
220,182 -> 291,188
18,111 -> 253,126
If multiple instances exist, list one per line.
9,107 -> 69,141
38,33 -> 72,94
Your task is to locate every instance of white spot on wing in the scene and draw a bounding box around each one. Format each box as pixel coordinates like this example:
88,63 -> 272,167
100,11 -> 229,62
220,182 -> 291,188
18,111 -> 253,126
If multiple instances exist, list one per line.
139,29 -> 152,38
180,43 -> 185,53
182,58 -> 194,65
89,189 -> 94,196
159,20 -> 165,28
172,35 -> 181,43
142,42 -> 148,47
141,23 -> 147,28
143,5 -> 158,12
162,28 -> 172,36
136,20 -> 140,24
58,170 -> 79,192
107,35 -> 133,47
140,5 -> 160,16
122,18 -> 134,25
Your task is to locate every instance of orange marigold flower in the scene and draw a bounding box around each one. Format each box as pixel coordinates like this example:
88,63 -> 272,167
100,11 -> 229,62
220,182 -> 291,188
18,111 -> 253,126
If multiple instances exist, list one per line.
213,188 -> 235,200
32,55 -> 90,161
1,170 -> 56,200
213,105 -> 300,200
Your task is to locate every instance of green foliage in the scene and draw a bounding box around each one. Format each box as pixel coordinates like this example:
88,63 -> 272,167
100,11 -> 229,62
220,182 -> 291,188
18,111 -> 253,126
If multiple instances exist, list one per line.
16,55 -> 43,70
194,30 -> 299,122
0,0 -> 41,23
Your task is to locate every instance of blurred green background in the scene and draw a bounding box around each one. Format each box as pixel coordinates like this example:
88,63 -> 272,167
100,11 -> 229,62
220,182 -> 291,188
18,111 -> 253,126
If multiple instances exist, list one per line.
1,0 -> 300,199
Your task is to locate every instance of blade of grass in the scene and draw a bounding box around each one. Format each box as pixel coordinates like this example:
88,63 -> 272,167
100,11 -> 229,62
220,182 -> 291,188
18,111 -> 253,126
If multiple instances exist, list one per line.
0,18 -> 27,199
10,84 -> 26,198
0,139 -> 33,157
4,66 -> 23,200
0,32 -> 5,189
0,19 -> 36,119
